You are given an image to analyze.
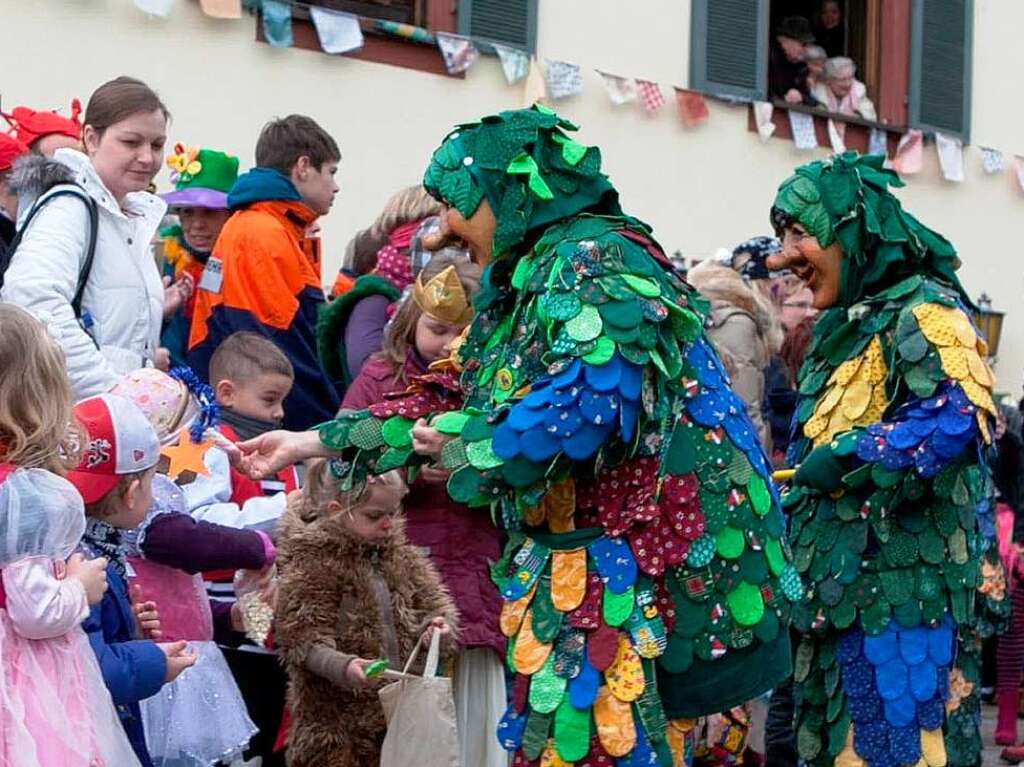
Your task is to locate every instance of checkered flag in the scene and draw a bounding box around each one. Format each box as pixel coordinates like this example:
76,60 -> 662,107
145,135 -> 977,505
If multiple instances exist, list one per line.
637,80 -> 664,112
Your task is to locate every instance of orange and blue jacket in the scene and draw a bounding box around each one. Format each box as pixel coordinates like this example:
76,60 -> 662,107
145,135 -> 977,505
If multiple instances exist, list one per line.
188,168 -> 340,429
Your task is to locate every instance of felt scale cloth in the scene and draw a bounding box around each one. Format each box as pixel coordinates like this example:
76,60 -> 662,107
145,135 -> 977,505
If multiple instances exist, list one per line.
315,107 -> 799,765
776,153 -> 1000,767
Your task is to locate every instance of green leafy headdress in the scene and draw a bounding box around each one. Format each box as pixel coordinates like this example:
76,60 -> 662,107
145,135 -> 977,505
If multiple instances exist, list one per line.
423,104 -> 620,259
770,152 -> 967,307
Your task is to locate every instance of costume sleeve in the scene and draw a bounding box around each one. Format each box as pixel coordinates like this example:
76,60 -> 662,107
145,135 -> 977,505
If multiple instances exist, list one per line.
274,536 -> 351,673
140,511 -> 271,573
2,556 -> 89,639
182,446 -> 287,533
0,193 -> 120,397
82,600 -> 167,705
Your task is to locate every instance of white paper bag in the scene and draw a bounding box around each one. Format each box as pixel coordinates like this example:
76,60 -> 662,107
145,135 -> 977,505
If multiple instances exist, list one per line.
379,630 -> 459,767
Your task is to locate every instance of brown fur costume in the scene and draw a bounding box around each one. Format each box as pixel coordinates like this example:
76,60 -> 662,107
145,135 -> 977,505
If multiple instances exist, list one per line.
275,492 -> 459,767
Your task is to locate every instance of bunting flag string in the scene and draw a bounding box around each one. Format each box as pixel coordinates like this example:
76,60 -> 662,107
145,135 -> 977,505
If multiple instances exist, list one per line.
119,0 -> 1023,196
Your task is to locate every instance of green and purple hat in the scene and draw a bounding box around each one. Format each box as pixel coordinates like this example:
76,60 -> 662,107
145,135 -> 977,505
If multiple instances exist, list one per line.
162,144 -> 239,210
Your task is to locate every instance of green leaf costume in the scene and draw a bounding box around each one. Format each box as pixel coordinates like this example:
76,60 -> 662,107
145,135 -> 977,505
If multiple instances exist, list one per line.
318,106 -> 797,765
775,152 -> 1003,767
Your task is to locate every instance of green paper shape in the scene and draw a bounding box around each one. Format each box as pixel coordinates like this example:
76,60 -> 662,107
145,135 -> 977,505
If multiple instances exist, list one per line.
603,585 -> 635,627
506,151 -> 555,201
551,132 -> 588,166
715,527 -> 745,559
583,336 -> 617,365
434,411 -> 470,435
440,437 -> 469,470
375,447 -> 411,472
747,476 -> 771,517
467,439 -> 504,470
381,416 -> 414,449
532,578 -> 564,643
566,304 -> 603,342
529,654 -> 568,714
522,709 -> 553,761
348,418 -> 385,451
727,581 -> 766,627
621,274 -> 661,298
658,634 -> 694,673
765,539 -> 786,577
553,695 -> 591,761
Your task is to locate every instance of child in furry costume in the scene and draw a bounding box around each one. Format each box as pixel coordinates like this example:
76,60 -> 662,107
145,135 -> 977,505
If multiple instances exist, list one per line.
274,464 -> 459,767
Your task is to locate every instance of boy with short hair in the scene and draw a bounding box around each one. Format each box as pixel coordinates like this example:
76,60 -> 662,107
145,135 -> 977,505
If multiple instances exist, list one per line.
188,115 -> 342,430
183,331 -> 299,532
68,393 -> 197,767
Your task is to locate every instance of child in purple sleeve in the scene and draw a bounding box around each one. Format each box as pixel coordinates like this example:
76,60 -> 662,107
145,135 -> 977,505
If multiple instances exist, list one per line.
110,367 -> 276,766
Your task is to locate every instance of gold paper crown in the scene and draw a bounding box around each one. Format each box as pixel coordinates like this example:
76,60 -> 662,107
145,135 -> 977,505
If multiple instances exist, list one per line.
412,265 -> 473,325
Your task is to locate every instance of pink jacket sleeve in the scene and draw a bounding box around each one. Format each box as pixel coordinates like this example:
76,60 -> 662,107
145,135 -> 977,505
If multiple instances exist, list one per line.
2,556 -> 89,640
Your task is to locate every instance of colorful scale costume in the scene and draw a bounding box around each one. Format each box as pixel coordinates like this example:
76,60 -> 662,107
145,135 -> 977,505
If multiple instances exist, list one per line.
316,106 -> 798,765
775,153 -> 998,767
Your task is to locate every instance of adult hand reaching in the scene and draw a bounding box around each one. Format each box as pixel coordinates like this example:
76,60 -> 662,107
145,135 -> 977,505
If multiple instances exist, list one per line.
411,418 -> 451,461
235,429 -> 330,478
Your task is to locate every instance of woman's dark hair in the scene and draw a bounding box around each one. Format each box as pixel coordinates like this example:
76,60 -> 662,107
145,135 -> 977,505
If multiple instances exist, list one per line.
84,76 -> 170,136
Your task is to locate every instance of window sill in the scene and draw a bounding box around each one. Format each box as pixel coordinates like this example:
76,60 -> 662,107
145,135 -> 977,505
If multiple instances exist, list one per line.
255,11 -> 462,78
747,101 -> 904,154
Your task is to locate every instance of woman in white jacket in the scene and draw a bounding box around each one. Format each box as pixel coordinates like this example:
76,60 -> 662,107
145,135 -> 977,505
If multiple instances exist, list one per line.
1,77 -> 180,398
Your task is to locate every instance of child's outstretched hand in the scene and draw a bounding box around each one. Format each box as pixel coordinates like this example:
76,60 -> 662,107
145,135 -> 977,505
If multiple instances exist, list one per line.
67,553 -> 108,605
345,657 -> 378,688
159,640 -> 198,682
420,616 -> 453,647
131,583 -> 163,640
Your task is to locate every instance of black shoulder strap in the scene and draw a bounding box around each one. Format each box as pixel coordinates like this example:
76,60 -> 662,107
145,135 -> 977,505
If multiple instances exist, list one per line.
0,185 -> 99,319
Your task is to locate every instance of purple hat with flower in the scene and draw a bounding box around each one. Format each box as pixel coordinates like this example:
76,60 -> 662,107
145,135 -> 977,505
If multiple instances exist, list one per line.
161,144 -> 239,210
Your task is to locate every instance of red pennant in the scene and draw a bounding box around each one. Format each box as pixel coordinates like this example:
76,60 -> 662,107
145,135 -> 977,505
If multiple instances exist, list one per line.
675,88 -> 710,127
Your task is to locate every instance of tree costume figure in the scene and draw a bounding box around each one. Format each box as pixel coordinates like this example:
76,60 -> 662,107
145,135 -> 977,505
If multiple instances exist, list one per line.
769,152 -> 997,767
246,106 -> 799,765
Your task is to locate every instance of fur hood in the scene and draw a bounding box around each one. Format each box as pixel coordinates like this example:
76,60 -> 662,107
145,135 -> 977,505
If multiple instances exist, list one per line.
689,261 -> 782,354
7,153 -> 75,202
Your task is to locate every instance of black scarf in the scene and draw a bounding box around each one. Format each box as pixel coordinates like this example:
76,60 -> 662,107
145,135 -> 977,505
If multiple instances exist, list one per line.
82,517 -> 128,580
220,407 -> 282,442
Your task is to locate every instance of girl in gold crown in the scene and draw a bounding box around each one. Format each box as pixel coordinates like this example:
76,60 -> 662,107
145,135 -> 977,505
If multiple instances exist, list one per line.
341,255 -> 507,767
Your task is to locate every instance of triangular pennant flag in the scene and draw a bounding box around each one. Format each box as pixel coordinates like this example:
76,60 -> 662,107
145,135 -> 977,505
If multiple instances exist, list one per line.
675,89 -> 709,127
636,80 -> 665,113
892,129 -> 923,175
494,44 -> 530,85
310,6 -> 364,54
262,0 -> 294,48
1015,156 -> 1024,193
753,102 -> 775,143
869,128 -> 888,157
523,57 -> 547,106
934,132 -> 964,182
597,72 -> 637,106
545,60 -> 583,100
788,110 -> 818,151
199,0 -> 241,18
436,33 -> 479,75
826,119 -> 846,154
134,0 -> 174,16
981,147 -> 1004,175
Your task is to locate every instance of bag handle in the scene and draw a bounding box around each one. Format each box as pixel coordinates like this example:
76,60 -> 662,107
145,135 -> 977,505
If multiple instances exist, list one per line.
400,625 -> 442,679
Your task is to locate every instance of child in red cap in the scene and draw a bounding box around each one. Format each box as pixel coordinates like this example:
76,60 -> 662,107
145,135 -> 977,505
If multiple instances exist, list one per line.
2,98 -> 82,156
67,393 -> 197,767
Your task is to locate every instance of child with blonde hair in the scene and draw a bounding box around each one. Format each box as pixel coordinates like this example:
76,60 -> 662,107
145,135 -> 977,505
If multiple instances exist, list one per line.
275,464 -> 458,766
0,303 -> 142,766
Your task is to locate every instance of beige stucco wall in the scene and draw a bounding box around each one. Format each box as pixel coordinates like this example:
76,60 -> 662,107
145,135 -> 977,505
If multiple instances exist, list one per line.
3,0 -> 1022,391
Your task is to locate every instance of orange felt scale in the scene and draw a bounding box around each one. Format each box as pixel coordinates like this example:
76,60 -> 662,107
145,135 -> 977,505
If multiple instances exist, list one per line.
501,583 -> 537,638
605,634 -> 645,702
594,685 -> 637,757
551,549 -> 587,611
513,609 -> 553,674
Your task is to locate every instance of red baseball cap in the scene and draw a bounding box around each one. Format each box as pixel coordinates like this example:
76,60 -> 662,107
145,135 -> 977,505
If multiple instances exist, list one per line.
0,135 -> 28,174
2,98 -> 82,147
67,394 -> 161,504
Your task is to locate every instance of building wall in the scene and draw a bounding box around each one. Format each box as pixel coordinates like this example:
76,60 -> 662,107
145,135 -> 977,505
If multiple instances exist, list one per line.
4,0 -> 1022,390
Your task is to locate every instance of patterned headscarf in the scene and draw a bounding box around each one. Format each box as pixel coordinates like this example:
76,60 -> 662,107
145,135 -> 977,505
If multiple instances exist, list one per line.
732,236 -> 782,281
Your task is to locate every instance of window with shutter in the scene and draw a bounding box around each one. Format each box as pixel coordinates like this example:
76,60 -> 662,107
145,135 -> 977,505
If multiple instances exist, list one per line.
458,0 -> 538,53
690,0 -> 768,100
311,0 -> 416,25
909,0 -> 973,140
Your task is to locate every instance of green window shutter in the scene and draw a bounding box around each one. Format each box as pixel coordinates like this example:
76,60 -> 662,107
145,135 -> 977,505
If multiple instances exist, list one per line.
689,0 -> 768,100
458,0 -> 538,53
909,0 -> 973,141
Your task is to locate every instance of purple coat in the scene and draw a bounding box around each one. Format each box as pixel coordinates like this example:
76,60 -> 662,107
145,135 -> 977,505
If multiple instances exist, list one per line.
344,354 -> 506,655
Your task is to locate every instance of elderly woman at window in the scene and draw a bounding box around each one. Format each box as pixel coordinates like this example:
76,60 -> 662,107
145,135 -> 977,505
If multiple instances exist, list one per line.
812,56 -> 877,120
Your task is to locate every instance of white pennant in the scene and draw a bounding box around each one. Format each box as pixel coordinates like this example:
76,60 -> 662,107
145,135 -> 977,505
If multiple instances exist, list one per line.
545,60 -> 583,100
868,128 -> 888,157
493,44 -> 530,85
981,147 -> 1004,175
310,7 -> 364,54
935,132 -> 964,182
597,71 -> 637,105
436,33 -> 479,75
134,0 -> 174,16
826,119 -> 846,154
753,102 -> 775,143
789,111 -> 817,151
